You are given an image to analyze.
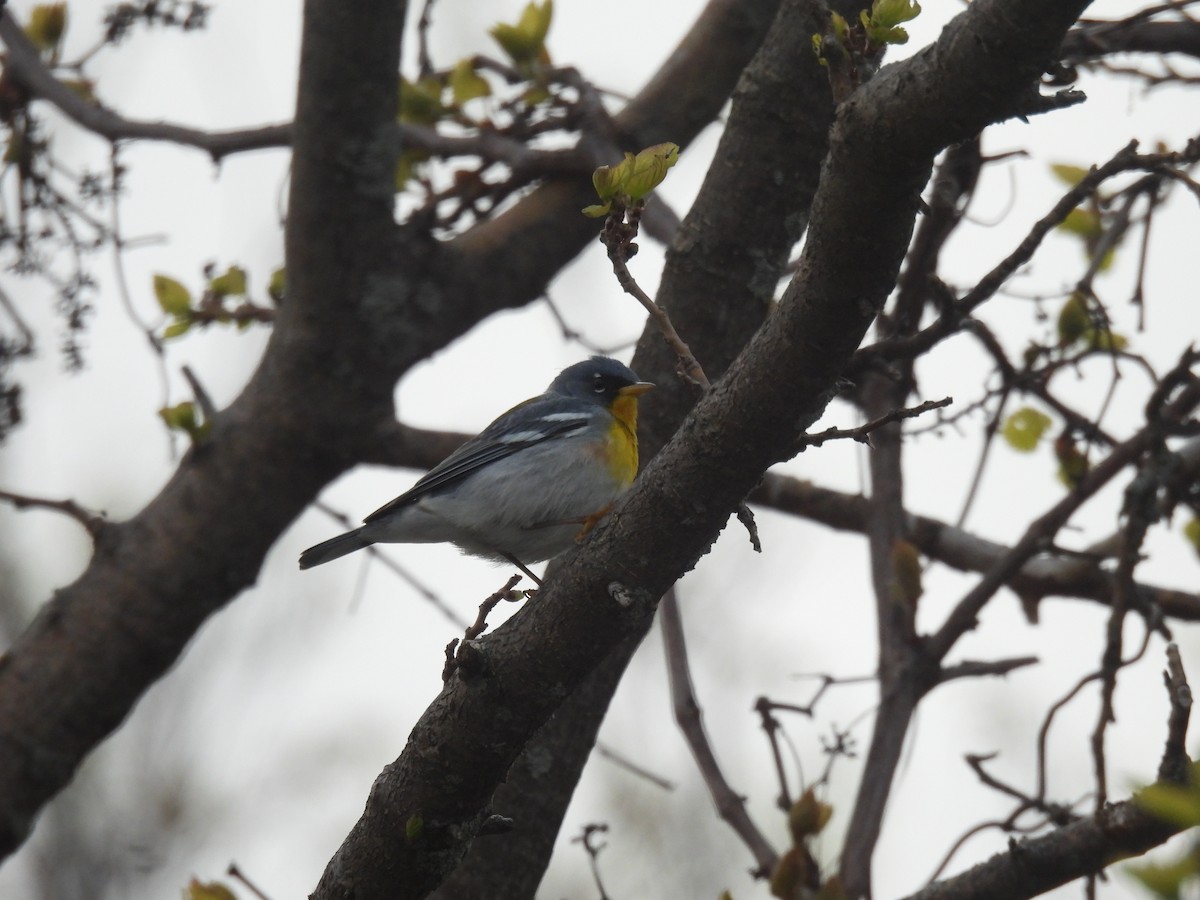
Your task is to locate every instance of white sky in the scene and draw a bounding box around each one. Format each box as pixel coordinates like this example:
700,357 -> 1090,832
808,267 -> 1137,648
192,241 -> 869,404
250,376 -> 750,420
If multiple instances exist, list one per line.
1,2 -> 1198,899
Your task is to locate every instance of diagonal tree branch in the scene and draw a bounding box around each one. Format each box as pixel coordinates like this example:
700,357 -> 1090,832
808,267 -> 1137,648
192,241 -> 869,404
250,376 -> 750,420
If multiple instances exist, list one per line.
363,421 -> 1200,622
0,0 -> 791,877
903,645 -> 1192,900
751,472 -> 1200,621
0,10 -> 292,159
311,1 -> 1097,897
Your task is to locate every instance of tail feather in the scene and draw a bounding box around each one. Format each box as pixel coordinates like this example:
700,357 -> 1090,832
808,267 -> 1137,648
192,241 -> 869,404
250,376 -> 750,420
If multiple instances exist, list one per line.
299,528 -> 373,569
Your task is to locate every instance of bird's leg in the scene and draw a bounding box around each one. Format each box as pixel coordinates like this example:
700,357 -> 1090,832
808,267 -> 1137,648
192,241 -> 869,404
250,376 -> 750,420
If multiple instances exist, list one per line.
501,552 -> 543,587
573,503 -> 613,543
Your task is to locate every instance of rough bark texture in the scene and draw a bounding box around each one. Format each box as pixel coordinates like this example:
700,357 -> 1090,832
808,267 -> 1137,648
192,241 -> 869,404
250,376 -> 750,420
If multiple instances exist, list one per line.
0,0 -> 780,865
312,1 -> 1095,897
8,0 -> 1178,898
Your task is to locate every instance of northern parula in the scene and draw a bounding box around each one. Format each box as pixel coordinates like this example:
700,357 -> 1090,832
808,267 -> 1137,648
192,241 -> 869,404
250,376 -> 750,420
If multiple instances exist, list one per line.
298,356 -> 654,571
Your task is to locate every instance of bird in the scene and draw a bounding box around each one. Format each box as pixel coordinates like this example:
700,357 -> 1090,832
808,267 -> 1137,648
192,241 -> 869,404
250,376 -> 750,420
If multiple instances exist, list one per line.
299,356 -> 654,577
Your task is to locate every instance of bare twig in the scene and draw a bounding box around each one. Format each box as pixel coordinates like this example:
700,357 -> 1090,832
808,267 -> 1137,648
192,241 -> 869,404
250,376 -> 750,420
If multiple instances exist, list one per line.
599,199 -> 708,387
750,471 -> 1200,622
592,744 -> 676,792
925,374 -> 1200,661
1158,643 -> 1192,783
572,824 -> 612,900
857,137 -> 1200,369
798,396 -> 953,450
227,863 -> 273,900
907,641 -> 1195,900
463,575 -> 524,642
0,488 -> 105,537
937,656 -> 1039,685
661,588 -> 777,876
754,698 -> 793,810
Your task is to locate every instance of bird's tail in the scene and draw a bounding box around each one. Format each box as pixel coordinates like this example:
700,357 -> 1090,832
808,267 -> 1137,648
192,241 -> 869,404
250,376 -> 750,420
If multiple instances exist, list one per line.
299,528 -> 373,569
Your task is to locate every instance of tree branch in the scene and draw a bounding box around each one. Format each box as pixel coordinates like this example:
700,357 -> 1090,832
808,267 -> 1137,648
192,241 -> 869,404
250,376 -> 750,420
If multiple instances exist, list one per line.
750,472 -> 1200,621
311,2 -> 1097,896
661,589 -> 777,876
0,10 -> 292,159
926,375 -> 1200,661
904,646 -> 1192,900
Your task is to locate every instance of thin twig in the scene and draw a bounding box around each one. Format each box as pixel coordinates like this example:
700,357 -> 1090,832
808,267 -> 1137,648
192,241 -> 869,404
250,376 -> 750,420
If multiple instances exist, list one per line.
463,575 -> 524,642
313,502 -> 457,624
572,824 -> 612,900
661,588 -> 778,876
0,488 -> 106,537
798,397 -> 952,450
925,374 -> 1200,661
227,863 -> 272,900
937,656 -> 1039,685
1158,643 -> 1192,783
592,744 -> 676,791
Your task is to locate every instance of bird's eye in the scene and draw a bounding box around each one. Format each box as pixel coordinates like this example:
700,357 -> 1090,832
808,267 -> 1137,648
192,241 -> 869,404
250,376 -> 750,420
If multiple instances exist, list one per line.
592,373 -> 606,393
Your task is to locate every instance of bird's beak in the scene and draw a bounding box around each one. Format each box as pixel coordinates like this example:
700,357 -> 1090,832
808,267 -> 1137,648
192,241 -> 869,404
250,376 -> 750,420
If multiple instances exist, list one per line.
618,382 -> 655,398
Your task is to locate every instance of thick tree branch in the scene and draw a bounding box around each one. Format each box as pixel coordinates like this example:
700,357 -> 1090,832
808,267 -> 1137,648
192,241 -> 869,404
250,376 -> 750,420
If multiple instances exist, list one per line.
311,2 -> 1096,897
0,0 -> 782,872
365,420 -> 1200,623
0,11 -> 292,159
750,473 -> 1200,621
1063,18 -> 1200,62
0,0 -> 412,861
904,792 -> 1182,900
425,1 -> 826,893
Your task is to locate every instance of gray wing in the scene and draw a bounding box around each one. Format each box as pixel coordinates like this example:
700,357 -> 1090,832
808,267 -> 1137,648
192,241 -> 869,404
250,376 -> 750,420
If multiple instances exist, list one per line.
363,395 -> 590,523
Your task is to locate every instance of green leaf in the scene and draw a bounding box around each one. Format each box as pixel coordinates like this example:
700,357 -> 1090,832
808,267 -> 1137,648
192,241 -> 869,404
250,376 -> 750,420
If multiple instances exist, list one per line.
268,267 -> 286,304
209,265 -> 247,298
1056,293 -> 1089,346
865,0 -> 920,44
184,878 -> 238,900
830,10 -> 849,40
1184,518 -> 1200,558
405,814 -> 424,841
1127,854 -> 1195,900
1085,327 -> 1128,353
591,143 -> 679,204
153,275 -> 192,317
623,143 -> 680,199
786,788 -> 833,844
162,320 -> 192,340
26,3 -> 67,52
489,0 -> 553,67
449,58 -> 491,105
1057,207 -> 1102,240
811,33 -> 828,65
398,76 -> 446,125
581,202 -> 612,218
1002,407 -> 1052,452
871,0 -> 921,28
1136,781 -> 1200,828
1050,163 -> 1090,186
158,401 -> 210,442
591,154 -> 630,201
